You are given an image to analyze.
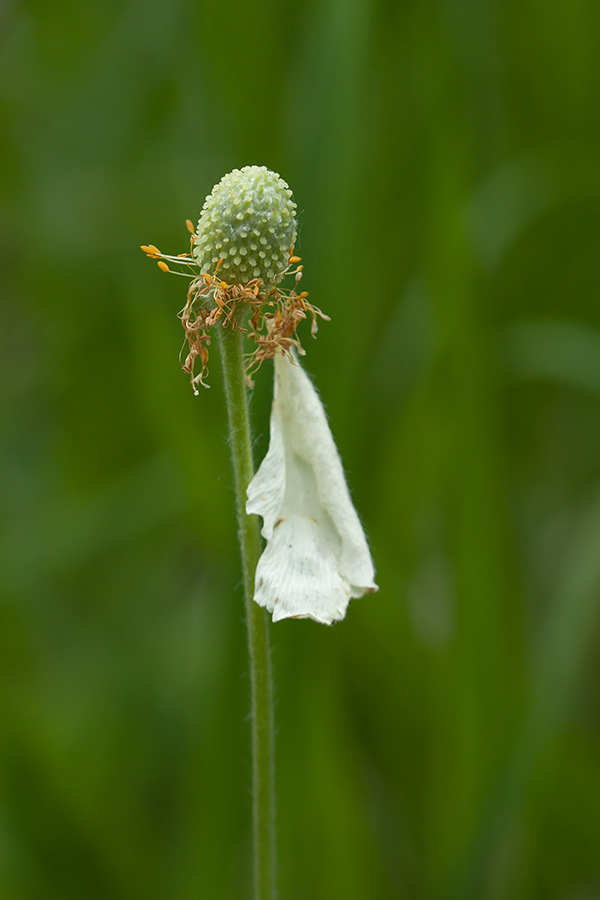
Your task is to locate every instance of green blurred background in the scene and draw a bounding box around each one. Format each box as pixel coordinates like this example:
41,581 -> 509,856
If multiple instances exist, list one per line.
1,0 -> 600,897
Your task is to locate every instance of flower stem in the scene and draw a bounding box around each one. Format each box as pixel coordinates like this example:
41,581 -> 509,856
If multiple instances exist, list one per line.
216,323 -> 276,900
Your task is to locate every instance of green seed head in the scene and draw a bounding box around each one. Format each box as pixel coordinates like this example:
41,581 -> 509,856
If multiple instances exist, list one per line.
192,166 -> 297,292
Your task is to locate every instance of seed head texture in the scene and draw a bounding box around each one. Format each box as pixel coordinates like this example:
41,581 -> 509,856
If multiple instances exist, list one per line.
192,166 -> 298,291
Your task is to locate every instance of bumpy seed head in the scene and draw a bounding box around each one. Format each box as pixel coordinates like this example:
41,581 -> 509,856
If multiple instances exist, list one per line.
192,166 -> 297,292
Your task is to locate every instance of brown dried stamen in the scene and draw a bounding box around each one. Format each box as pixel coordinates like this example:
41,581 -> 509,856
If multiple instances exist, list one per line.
142,227 -> 329,391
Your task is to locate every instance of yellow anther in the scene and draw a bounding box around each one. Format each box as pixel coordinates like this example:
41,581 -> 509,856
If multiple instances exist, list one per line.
140,244 -> 153,254
147,244 -> 160,255
289,255 -> 302,264
298,291 -> 309,299
201,273 -> 212,284
177,253 -> 190,258
185,219 -> 195,234
215,257 -> 224,272
220,281 -> 228,289
157,260 -> 170,273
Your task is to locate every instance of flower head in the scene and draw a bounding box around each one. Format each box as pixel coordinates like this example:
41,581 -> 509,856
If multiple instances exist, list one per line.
246,352 -> 378,624
141,166 -> 327,392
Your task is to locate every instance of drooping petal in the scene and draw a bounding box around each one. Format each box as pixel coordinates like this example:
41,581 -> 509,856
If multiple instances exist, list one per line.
246,353 -> 378,624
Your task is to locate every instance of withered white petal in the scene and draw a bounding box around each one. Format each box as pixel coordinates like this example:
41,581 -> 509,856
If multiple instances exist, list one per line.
246,353 -> 378,624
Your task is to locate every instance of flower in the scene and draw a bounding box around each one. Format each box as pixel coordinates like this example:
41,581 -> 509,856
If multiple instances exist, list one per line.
141,166 -> 376,621
246,352 -> 378,624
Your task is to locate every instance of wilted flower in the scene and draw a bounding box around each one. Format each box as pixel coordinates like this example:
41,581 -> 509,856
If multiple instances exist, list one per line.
142,164 -> 377,623
247,352 -> 378,624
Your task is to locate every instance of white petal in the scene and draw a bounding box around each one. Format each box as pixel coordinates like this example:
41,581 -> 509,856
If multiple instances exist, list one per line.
246,353 -> 378,624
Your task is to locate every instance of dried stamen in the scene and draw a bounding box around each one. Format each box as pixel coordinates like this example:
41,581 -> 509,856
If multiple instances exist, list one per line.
142,217 -> 329,391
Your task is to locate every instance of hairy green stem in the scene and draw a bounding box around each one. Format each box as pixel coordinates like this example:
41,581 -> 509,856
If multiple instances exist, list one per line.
216,323 -> 276,900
